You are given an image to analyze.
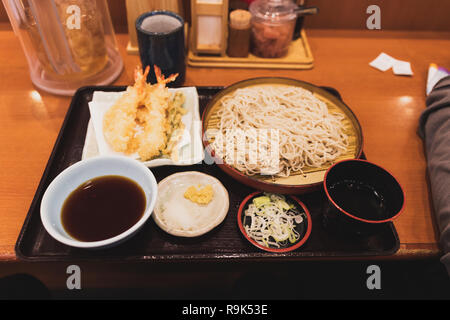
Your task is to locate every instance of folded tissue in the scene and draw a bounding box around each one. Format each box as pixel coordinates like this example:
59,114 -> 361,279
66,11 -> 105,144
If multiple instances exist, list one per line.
370,52 -> 413,76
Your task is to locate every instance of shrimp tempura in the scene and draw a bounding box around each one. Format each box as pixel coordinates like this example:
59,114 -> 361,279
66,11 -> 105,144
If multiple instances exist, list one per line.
102,66 -> 149,154
102,65 -> 181,160
134,66 -> 179,160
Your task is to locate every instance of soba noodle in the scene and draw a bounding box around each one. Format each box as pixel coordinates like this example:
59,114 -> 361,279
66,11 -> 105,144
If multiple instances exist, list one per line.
209,85 -> 349,177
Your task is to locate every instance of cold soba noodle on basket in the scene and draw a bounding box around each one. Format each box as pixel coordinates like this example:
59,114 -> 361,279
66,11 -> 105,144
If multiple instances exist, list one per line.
209,84 -> 350,178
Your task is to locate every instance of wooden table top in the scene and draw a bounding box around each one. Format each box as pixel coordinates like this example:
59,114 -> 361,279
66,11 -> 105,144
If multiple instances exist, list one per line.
0,25 -> 449,262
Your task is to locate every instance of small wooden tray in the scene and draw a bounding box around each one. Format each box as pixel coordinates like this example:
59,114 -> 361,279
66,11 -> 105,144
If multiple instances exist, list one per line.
187,29 -> 314,69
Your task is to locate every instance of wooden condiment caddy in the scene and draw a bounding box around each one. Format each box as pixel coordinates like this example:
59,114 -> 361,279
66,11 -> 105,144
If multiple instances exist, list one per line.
187,0 -> 314,69
188,29 -> 314,69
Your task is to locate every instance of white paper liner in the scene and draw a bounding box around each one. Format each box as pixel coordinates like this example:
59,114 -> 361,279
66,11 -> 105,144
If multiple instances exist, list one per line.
82,87 -> 204,167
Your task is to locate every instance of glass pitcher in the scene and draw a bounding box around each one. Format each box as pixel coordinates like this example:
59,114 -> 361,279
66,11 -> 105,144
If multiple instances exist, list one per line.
2,0 -> 123,95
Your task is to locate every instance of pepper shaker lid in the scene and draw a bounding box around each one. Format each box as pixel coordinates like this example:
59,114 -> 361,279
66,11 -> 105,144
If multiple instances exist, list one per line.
229,9 -> 252,29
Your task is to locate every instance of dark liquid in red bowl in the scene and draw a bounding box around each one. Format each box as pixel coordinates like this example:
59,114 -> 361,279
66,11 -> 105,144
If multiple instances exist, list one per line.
328,179 -> 388,221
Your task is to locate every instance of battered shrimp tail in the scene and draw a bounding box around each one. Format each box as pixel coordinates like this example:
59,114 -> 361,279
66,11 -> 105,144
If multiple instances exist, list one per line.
154,65 -> 179,85
134,65 -> 150,95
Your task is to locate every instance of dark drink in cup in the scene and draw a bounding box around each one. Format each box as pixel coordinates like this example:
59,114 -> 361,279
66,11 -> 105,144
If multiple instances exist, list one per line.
136,11 -> 186,87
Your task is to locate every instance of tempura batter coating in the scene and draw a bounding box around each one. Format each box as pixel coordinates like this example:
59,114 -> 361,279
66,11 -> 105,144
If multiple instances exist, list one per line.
102,65 -> 184,161
102,66 -> 148,153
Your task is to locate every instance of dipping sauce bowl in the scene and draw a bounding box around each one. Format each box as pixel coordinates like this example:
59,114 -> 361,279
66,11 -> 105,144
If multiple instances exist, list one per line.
323,159 -> 405,236
40,155 -> 158,249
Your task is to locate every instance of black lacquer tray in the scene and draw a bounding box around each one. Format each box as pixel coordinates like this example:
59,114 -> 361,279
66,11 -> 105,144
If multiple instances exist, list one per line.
15,86 -> 399,262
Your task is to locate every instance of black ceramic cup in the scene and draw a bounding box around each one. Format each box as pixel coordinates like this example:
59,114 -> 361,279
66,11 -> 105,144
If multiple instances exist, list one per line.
135,11 -> 185,87
323,159 -> 405,236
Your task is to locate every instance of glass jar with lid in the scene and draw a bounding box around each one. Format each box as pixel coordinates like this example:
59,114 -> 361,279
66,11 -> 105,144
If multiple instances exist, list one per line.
249,0 -> 298,58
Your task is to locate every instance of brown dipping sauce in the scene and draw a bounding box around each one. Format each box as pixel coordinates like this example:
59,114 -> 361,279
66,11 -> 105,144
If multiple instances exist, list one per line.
61,175 -> 146,242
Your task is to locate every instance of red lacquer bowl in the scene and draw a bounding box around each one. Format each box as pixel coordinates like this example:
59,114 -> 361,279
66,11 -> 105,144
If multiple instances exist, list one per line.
237,191 -> 312,253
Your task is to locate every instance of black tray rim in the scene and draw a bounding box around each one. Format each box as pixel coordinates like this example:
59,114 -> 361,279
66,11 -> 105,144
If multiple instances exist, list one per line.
14,85 -> 400,262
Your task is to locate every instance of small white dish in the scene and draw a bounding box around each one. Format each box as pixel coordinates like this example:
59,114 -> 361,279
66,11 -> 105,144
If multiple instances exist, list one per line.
82,87 -> 204,167
40,155 -> 158,249
153,171 -> 229,237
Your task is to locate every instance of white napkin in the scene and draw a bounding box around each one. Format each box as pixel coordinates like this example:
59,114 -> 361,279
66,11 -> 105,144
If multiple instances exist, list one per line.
369,52 -> 413,76
369,52 -> 396,72
392,60 -> 413,76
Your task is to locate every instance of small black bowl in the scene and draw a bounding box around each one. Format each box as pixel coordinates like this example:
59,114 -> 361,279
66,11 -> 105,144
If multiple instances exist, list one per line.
323,159 -> 405,236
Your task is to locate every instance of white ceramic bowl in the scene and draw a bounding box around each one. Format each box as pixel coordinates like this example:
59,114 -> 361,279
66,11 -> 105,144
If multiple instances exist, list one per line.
40,155 -> 158,249
153,171 -> 229,237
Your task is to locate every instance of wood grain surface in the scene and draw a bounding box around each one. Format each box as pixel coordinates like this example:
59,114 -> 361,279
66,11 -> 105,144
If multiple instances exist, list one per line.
0,25 -> 449,292
1,0 -> 450,31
